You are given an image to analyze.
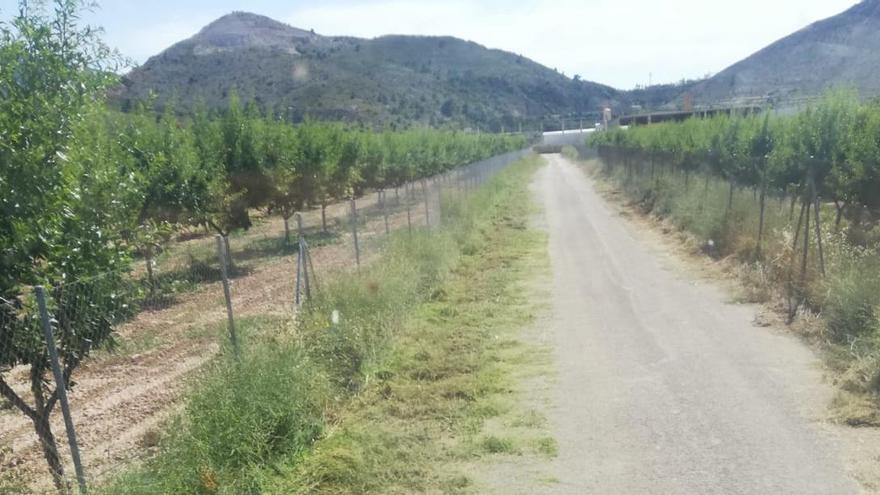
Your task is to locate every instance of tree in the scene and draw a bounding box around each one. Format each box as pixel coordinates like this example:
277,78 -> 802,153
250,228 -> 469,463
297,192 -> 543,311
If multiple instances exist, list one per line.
262,120 -> 303,244
0,1 -> 129,489
748,114 -> 774,255
190,102 -> 245,240
298,122 -> 340,232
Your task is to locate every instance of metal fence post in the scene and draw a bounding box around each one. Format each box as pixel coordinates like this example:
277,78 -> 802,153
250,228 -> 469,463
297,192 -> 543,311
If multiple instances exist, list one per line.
351,198 -> 361,268
437,182 -> 443,225
215,235 -> 239,356
381,190 -> 390,235
35,286 -> 88,495
299,214 -> 311,300
305,242 -> 318,295
406,183 -> 413,234
295,247 -> 303,307
422,179 -> 430,227
294,213 -> 303,307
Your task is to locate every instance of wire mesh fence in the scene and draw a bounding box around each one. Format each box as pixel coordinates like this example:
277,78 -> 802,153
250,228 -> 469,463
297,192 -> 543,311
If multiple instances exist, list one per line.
0,148 -> 530,494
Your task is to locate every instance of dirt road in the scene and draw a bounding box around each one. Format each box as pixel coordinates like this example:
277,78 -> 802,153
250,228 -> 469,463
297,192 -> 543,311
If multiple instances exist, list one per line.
532,154 -> 866,494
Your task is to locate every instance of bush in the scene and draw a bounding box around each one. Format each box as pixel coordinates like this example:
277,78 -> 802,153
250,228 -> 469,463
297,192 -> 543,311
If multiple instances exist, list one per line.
105,324 -> 328,495
824,253 -> 880,345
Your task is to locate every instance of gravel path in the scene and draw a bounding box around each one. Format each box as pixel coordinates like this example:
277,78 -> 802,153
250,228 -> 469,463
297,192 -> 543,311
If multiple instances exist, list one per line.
532,154 -> 863,494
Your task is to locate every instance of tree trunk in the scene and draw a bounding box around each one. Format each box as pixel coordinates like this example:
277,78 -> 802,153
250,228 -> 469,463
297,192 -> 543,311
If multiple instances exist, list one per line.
321,203 -> 328,233
31,368 -> 66,491
283,216 -> 291,245
382,190 -> 390,235
699,173 -> 710,209
812,181 -> 826,277
834,200 -> 844,232
757,181 -> 767,258
726,180 -> 735,220
799,200 -> 811,290
144,247 -> 155,297
223,235 -> 234,271
787,200 -> 807,322
34,414 -> 66,492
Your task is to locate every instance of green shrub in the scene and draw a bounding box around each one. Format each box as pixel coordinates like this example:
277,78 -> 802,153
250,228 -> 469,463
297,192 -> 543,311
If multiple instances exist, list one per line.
104,324 -> 328,495
825,254 -> 880,345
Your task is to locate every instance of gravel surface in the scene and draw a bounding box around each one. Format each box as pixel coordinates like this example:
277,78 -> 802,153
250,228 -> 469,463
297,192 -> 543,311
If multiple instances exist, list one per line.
532,154 -> 862,494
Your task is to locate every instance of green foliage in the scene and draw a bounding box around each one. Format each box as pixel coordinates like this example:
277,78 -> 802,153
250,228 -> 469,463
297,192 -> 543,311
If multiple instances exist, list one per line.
0,0 -> 130,487
824,242 -> 880,344
99,200 -> 461,495
0,2 -> 526,487
103,319 -> 328,495
591,90 -> 880,235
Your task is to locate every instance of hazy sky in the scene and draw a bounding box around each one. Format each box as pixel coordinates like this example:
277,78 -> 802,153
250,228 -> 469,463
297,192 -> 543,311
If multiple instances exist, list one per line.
0,0 -> 862,89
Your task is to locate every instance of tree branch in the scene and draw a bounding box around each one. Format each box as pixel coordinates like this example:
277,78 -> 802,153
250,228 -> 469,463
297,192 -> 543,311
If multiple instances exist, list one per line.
0,376 -> 39,422
45,360 -> 79,414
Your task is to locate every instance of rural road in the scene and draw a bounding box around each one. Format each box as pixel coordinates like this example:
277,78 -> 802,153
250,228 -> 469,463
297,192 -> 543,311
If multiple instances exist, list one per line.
533,154 -> 862,494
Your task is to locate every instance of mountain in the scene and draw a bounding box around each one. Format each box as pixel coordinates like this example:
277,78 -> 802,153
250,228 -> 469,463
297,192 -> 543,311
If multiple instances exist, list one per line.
685,0 -> 880,106
115,12 -> 623,130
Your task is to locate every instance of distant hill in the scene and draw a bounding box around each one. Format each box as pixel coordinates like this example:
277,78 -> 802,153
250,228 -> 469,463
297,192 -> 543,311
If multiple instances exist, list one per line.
115,12 -> 623,130
685,0 -> 880,107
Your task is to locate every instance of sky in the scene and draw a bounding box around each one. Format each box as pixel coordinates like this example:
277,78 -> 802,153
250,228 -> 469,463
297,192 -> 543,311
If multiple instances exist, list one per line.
0,0 -> 863,89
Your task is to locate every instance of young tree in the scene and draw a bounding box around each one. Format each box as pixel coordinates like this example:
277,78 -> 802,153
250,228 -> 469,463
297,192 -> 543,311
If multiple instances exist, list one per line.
298,122 -> 340,232
190,103 -> 245,241
0,1 -> 129,489
262,120 -> 303,244
748,114 -> 775,255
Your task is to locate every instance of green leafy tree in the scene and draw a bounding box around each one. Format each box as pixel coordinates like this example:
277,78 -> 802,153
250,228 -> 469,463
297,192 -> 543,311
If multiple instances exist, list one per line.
262,119 -> 303,244
0,1 -> 128,488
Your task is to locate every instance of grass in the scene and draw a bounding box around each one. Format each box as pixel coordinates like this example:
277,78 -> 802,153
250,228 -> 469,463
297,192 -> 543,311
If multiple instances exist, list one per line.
588,153 -> 880,425
98,155 -> 555,494
265,155 -> 554,494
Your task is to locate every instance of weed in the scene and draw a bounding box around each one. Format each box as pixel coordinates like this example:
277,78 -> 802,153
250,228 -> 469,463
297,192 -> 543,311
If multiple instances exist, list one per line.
532,436 -> 559,457
480,436 -> 518,455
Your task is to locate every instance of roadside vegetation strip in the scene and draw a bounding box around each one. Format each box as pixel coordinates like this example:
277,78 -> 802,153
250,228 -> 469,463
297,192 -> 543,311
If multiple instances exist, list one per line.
269,155 -> 554,495
98,155 -> 552,494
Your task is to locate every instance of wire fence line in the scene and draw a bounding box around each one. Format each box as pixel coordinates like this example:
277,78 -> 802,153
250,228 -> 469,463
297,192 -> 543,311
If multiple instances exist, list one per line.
0,148 -> 530,494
